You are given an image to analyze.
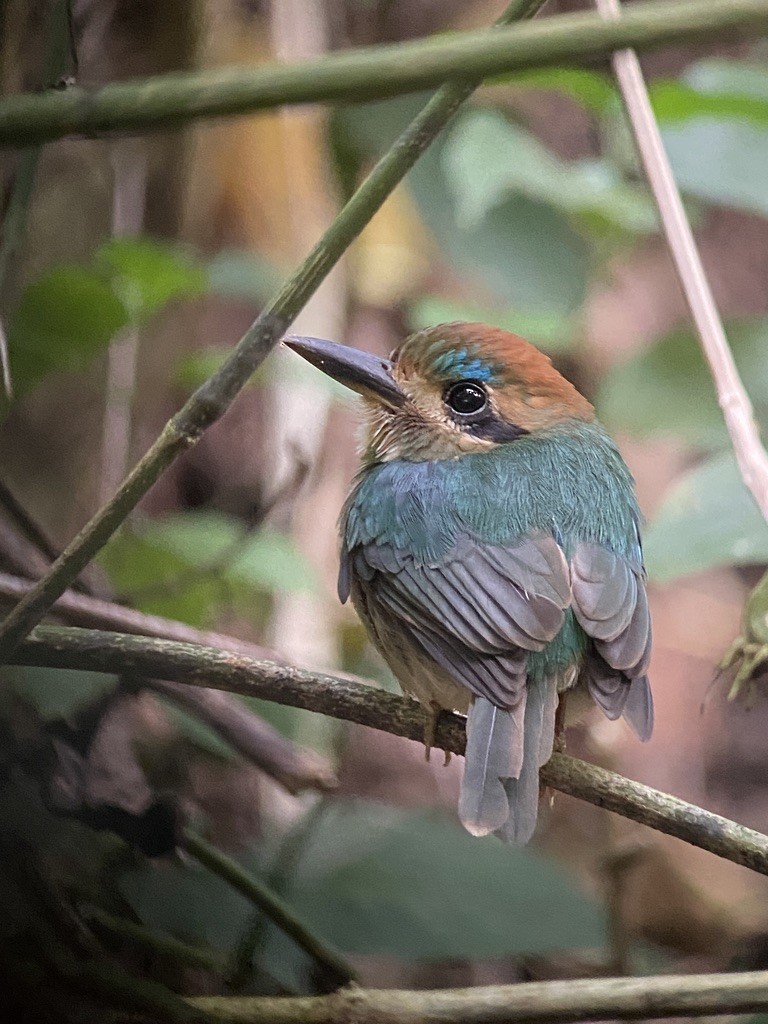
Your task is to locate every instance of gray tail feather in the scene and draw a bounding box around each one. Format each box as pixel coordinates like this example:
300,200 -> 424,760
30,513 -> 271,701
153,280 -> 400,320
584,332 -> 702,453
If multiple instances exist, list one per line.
494,677 -> 557,847
622,675 -> 653,741
459,695 -> 526,837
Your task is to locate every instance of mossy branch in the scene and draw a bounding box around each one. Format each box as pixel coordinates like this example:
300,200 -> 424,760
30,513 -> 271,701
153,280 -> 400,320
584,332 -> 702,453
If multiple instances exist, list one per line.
0,0 -> 767,148
14,623 -> 768,877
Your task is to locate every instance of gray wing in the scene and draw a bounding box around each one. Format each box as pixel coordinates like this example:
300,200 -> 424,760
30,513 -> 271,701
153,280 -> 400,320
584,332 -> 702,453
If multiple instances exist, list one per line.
343,530 -> 571,840
344,530 -> 571,709
571,541 -> 653,741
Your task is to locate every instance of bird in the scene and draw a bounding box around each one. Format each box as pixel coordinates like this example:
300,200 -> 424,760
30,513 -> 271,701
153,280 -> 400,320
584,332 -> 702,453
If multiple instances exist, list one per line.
283,323 -> 652,845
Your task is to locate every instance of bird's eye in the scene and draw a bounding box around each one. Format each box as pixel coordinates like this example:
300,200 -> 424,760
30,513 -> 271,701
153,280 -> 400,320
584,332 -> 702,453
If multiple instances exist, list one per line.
445,380 -> 487,416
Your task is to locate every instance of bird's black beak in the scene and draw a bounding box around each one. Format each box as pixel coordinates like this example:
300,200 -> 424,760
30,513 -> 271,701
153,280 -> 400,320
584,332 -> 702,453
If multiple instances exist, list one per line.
283,336 -> 406,409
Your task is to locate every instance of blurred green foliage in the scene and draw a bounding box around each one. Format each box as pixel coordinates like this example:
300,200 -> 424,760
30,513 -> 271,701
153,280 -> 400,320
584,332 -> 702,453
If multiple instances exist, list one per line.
597,320 -> 768,449
6,44 -> 768,1008
120,800 -> 604,989
98,511 -> 316,628
6,238 -> 206,397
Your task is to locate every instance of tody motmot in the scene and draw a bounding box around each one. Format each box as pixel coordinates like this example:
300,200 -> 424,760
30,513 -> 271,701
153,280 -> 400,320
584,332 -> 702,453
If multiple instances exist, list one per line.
284,323 -> 652,845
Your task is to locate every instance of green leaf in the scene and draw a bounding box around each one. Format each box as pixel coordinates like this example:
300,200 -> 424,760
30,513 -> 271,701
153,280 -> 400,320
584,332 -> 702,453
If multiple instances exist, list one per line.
337,97 -> 589,314
98,237 -> 206,321
661,117 -> 768,217
651,80 -> 768,127
99,529 -> 225,628
147,513 -> 317,595
644,452 -> 768,582
407,294 -> 576,353
8,267 -> 128,393
2,665 -> 119,721
120,860 -> 250,952
207,249 -> 284,304
686,59 -> 768,103
649,59 -> 768,127
597,319 -> 768,447
284,802 -> 605,958
442,109 -> 657,235
502,68 -> 617,115
100,513 -> 315,627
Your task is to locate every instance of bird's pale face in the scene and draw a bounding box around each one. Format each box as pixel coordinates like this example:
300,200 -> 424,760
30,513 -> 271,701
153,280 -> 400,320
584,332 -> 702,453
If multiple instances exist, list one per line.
368,324 -> 595,463
284,322 -> 595,464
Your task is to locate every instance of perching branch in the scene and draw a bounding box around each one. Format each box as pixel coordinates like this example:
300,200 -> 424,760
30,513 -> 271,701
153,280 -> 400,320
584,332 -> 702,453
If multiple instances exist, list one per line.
13,624 -> 768,877
187,970 -> 768,1023
0,0 -> 544,661
595,0 -> 768,520
1,0 -> 767,149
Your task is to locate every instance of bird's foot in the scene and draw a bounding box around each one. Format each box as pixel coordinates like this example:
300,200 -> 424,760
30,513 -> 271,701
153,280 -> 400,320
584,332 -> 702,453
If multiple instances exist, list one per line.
553,693 -> 567,754
423,702 -> 450,765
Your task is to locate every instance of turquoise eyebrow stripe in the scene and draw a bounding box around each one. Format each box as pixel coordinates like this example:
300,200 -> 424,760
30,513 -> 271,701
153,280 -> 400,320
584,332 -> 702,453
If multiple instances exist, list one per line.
430,346 -> 498,382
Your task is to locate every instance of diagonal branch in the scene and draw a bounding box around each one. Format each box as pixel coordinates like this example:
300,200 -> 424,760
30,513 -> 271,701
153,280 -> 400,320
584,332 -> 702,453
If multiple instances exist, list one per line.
13,624 -> 768,877
181,830 -> 356,990
0,0 -> 545,661
595,0 -> 768,519
0,0 -> 767,149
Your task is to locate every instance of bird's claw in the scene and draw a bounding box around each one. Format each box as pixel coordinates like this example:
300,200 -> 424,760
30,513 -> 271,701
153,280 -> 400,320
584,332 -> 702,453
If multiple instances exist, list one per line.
553,693 -> 567,754
423,702 -> 450,765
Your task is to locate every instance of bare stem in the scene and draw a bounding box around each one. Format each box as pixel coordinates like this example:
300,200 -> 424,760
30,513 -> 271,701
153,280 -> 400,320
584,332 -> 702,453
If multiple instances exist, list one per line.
181,830 -> 356,989
81,905 -> 226,976
0,0 -> 544,661
188,970 -> 768,1023
1,1 -> 767,149
14,624 -> 768,877
595,0 -> 768,519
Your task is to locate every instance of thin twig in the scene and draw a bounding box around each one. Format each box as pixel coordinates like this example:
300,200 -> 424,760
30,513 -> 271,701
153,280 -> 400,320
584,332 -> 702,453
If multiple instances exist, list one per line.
0,0 -> 545,660
0,479 -> 62,566
0,477 -> 111,598
0,0 -> 767,149
181,829 -> 356,989
147,679 -> 336,794
188,970 -> 768,1023
0,148 -> 38,399
81,906 -> 226,976
0,481 -> 107,596
228,799 -> 331,991
13,624 -> 768,877
595,0 -> 768,519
